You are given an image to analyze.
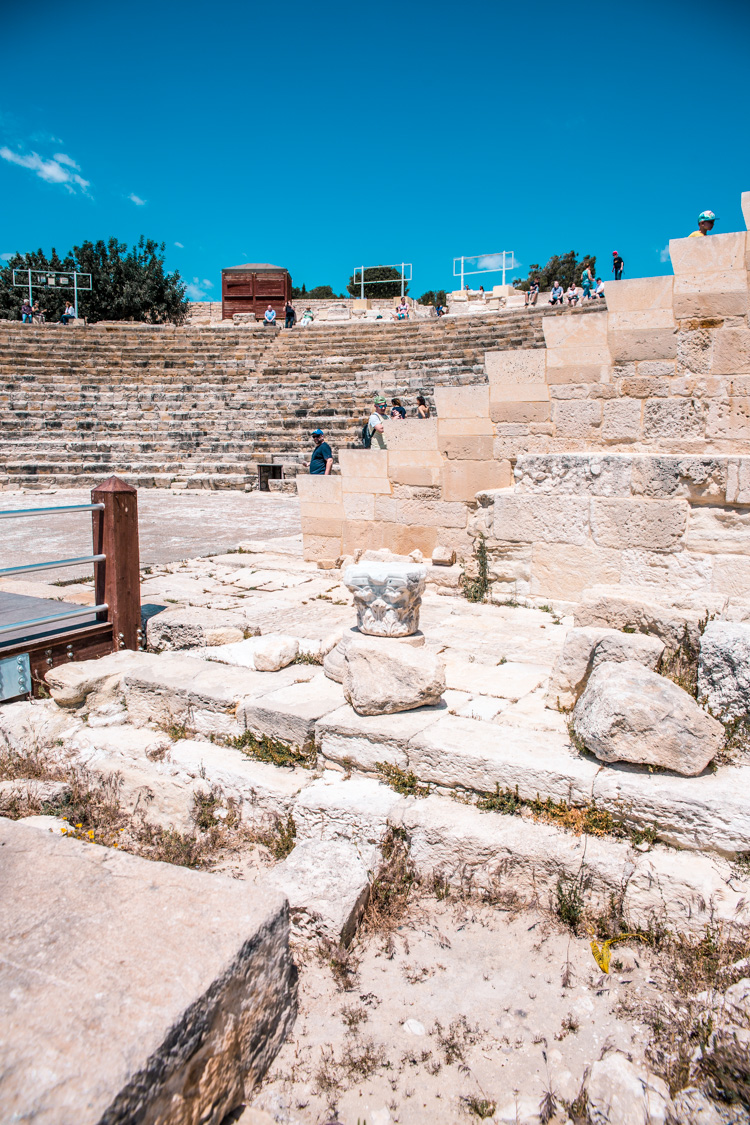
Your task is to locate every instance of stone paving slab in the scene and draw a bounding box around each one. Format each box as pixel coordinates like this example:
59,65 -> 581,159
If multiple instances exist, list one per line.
0,818 -> 296,1125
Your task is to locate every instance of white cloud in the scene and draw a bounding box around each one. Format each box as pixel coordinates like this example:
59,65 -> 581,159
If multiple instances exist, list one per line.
201,279 -> 213,288
0,147 -> 90,193
0,253 -> 13,261
659,245 -> 671,263
128,193 -> 146,206
174,241 -> 184,248
185,276 -> 212,301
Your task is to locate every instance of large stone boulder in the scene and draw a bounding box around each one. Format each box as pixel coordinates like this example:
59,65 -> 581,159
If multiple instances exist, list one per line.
698,621 -> 750,720
343,636 -> 445,715
0,818 -> 296,1124
586,1053 -> 673,1125
572,660 -> 724,775
546,626 -> 665,710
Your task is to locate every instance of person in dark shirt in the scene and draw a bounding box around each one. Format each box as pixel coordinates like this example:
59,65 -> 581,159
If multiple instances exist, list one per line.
284,301 -> 296,328
612,252 -> 624,280
309,429 -> 333,475
390,398 -> 406,419
524,278 -> 540,307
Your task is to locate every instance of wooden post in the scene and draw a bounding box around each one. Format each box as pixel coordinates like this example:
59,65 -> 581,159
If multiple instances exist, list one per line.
91,477 -> 140,652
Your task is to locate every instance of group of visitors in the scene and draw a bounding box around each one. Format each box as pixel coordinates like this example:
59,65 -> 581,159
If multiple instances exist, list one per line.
263,301 -> 314,328
308,393 -> 431,471
20,300 -> 75,324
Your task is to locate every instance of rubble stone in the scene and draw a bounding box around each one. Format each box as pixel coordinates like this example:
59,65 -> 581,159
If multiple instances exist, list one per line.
546,626 -> 665,709
573,660 -> 724,775
586,1053 -> 673,1125
698,621 -> 750,720
343,635 -> 446,715
265,839 -> 371,946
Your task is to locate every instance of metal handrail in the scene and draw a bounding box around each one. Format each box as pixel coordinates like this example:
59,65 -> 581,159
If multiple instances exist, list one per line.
0,554 -> 105,578
0,603 -> 108,637
0,503 -> 104,519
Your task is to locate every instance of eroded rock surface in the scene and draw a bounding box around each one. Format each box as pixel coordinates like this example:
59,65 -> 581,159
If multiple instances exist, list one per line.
698,621 -> 750,720
572,660 -> 724,775
343,635 -> 446,715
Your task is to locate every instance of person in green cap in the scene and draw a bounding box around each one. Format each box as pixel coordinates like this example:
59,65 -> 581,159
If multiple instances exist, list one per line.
367,396 -> 388,449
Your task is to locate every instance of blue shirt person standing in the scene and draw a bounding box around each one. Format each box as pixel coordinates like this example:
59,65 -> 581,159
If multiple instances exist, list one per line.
309,429 -> 333,475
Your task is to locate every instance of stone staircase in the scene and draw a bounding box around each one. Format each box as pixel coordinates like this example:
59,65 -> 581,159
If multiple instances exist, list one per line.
0,310 -> 582,489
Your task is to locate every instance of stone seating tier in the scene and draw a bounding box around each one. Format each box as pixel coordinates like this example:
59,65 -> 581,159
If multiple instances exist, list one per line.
0,310 -> 555,488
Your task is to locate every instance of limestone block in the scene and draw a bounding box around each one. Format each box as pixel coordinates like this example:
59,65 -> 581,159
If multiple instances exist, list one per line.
546,352 -> 610,383
711,328 -> 750,375
686,504 -> 750,555
489,380 -> 550,402
706,397 -> 750,443
674,270 -> 749,318
343,561 -> 426,636
434,385 -> 490,418
379,522 -> 440,558
572,660 -> 724,775
630,455 -> 727,501
0,819 -> 295,1125
338,448 -> 389,477
251,634 -> 300,672
543,312 -> 609,351
0,700 -> 82,756
531,542 -> 621,600
698,622 -> 750,720
552,400 -> 602,437
574,586 -> 706,649
394,498 -> 468,528
300,516 -> 343,539
297,500 -> 345,521
590,497 -> 688,551
443,659 -> 547,699
440,459 -> 512,502
343,492 -> 376,521
341,474 -> 392,494
147,607 -> 255,651
712,554 -> 750,597
303,534 -> 343,562
619,547 -> 713,596
431,545 -> 456,566
669,231 -> 747,274
514,453 -> 633,496
387,449 -> 442,488
239,675 -> 346,750
601,275 -> 674,313
45,650 -> 160,707
438,434 -> 494,460
492,493 -> 590,545
382,418 -> 437,451
546,626 -> 665,710
296,475 -> 343,503
609,324 -> 678,362
485,348 -> 546,385
726,457 -> 750,503
436,417 -> 494,436
343,635 -> 446,715
265,840 -> 370,946
168,741 -> 308,823
586,1054 -> 673,1125
490,400 -> 550,424
643,398 -> 705,441
601,399 -> 642,441
294,772 -> 407,850
316,703 -> 442,773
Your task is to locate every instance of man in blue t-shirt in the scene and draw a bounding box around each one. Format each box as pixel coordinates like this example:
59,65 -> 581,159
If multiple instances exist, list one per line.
309,429 -> 333,475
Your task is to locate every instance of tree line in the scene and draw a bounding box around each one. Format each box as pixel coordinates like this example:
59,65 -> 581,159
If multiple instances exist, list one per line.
0,237 -> 188,323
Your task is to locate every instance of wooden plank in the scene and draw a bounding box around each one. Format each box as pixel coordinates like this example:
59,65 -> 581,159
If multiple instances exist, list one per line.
91,477 -> 141,652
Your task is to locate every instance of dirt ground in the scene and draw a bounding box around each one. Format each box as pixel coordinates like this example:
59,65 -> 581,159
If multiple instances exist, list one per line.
247,891 -> 656,1125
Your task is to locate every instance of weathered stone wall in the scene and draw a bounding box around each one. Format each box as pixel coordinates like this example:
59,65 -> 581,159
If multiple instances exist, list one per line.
303,191 -> 750,603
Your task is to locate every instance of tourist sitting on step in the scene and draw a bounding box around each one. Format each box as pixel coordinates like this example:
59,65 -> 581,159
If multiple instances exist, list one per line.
300,307 -> 314,327
309,429 -> 333,475
59,302 -> 76,325
524,278 -> 540,307
390,398 -> 406,419
566,283 -> 579,305
21,300 -> 33,324
263,304 -> 277,327
416,395 -> 431,418
392,301 -> 409,321
595,277 -> 605,299
284,300 -> 296,329
32,301 -> 45,323
549,280 -> 564,306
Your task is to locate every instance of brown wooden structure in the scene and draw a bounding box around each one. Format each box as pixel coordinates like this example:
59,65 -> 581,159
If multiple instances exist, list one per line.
221,262 -> 292,321
0,476 -> 141,698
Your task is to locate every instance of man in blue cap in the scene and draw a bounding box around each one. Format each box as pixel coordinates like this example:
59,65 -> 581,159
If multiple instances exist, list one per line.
309,429 -> 333,475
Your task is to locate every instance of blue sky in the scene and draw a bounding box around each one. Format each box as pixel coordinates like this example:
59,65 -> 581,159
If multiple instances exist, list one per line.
2,0 -> 748,300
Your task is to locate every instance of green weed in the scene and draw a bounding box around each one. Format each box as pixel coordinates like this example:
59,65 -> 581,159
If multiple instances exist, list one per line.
376,762 -> 430,798
229,729 -> 316,769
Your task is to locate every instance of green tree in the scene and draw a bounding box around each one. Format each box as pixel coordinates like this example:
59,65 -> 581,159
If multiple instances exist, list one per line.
0,237 -> 188,323
513,252 -> 596,292
347,265 -> 408,300
417,289 -> 447,306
